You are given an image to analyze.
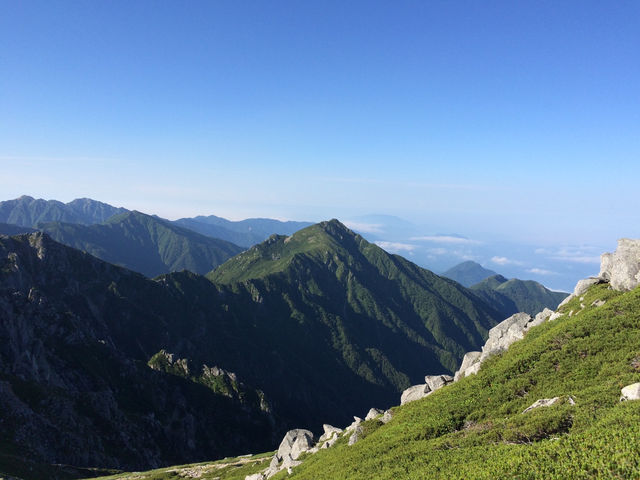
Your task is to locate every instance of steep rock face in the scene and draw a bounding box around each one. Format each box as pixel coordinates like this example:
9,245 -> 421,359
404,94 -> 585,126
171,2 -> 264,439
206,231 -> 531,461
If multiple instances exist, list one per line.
0,233 -> 275,471
599,239 -> 640,291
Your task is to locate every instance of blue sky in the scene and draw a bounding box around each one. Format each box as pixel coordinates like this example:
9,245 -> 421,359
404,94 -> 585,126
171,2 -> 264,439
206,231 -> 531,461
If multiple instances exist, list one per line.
1,1 -> 639,287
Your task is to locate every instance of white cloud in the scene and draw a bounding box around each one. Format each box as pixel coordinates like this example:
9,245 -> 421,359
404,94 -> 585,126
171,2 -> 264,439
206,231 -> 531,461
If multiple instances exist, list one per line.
343,221 -> 385,234
375,241 -> 417,253
410,235 -> 480,245
528,268 -> 557,275
535,245 -> 602,264
491,256 -> 524,266
550,255 -> 600,264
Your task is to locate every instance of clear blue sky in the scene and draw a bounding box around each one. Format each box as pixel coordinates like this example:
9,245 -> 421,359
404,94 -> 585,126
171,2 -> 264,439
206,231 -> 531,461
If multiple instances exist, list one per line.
1,1 -> 639,246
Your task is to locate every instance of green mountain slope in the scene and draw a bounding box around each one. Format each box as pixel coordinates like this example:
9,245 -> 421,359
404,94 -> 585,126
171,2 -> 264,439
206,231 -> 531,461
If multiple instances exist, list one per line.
0,195 -> 127,227
471,274 -> 568,316
263,282 -> 640,479
39,211 -> 243,277
442,260 -> 497,287
209,220 -> 502,371
174,215 -> 312,247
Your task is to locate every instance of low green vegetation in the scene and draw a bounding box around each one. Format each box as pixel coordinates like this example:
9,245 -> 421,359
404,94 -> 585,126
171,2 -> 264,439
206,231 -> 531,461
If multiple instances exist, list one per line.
268,283 -> 640,479
88,452 -> 274,480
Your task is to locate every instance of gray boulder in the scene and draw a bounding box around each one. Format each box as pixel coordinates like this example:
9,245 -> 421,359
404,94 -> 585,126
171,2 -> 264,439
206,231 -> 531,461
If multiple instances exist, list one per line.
276,429 -> 314,462
400,384 -> 431,405
482,312 -> 532,357
381,409 -> 393,424
620,383 -> 640,401
454,351 -> 482,380
365,408 -> 383,420
522,397 -> 560,413
425,374 -> 454,392
348,425 -> 364,446
530,308 -> 553,328
599,239 -> 640,291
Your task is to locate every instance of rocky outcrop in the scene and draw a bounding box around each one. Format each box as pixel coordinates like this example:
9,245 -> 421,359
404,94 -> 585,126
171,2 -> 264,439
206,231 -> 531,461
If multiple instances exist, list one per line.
620,383 -> 640,401
259,429 -> 315,478
599,239 -> 640,291
425,374 -> 454,391
365,408 -> 383,420
455,311 -> 549,380
558,278 -> 603,307
401,384 -> 431,405
522,397 -> 560,413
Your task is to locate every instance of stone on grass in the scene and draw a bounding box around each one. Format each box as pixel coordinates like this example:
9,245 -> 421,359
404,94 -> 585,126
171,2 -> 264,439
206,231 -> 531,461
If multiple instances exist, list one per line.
620,383 -> 640,401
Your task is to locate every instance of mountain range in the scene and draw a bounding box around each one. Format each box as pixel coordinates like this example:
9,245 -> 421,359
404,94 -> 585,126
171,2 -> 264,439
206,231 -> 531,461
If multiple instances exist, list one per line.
0,221 -> 504,475
90,243 -> 640,480
37,211 -> 244,277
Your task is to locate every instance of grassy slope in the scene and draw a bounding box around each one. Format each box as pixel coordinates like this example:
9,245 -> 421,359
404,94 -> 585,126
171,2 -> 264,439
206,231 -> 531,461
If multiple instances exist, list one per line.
272,283 -> 640,479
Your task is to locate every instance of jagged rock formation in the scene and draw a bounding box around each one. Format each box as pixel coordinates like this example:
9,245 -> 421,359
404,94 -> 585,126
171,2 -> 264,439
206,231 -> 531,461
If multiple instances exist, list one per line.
599,238 -> 640,291
454,309 -> 553,380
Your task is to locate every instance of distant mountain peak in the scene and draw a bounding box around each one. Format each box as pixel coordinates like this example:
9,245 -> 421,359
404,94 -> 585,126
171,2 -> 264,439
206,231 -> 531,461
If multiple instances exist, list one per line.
442,261 -> 498,287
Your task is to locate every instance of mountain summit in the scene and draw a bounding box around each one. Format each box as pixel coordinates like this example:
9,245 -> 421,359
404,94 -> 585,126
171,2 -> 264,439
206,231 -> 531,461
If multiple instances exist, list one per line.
441,260 -> 498,287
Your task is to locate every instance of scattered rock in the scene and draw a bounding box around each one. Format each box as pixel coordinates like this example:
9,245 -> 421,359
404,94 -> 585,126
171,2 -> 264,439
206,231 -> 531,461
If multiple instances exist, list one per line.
529,308 -> 553,328
258,429 -> 315,478
591,299 -> 606,307
522,397 -> 560,413
365,408 -> 383,420
424,374 -> 454,392
620,383 -> 640,401
549,311 -> 564,322
558,278 -> 603,308
454,351 -> 482,381
348,425 -> 363,446
599,239 -> 640,291
400,384 -> 431,405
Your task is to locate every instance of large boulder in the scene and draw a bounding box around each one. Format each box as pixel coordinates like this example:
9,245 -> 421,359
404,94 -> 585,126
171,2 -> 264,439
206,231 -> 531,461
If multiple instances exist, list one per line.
620,383 -> 640,401
276,429 -> 314,462
365,408 -> 383,420
482,312 -> 532,357
425,374 -> 454,392
400,384 -> 431,405
599,239 -> 640,291
454,351 -> 482,380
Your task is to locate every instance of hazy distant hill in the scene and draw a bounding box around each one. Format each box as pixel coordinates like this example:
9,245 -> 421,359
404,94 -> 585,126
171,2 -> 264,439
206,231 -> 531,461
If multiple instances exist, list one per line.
442,260 -> 498,287
175,215 -> 312,247
470,274 -> 568,316
40,211 -> 243,277
0,195 -> 127,227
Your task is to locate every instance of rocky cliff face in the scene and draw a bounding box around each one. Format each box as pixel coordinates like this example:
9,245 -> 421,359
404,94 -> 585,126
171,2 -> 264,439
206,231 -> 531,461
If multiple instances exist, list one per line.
599,238 -> 640,291
0,233 -> 276,471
